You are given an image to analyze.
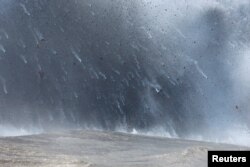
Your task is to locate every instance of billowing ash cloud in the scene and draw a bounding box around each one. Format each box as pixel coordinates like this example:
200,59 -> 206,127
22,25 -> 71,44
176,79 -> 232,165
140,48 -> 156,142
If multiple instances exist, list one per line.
0,0 -> 249,145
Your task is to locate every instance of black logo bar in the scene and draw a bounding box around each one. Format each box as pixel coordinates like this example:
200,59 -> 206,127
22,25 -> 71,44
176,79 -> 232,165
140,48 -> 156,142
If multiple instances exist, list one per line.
208,151 -> 250,167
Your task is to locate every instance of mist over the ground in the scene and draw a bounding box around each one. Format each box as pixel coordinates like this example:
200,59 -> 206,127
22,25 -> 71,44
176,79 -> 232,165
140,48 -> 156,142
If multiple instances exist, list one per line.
0,0 -> 249,145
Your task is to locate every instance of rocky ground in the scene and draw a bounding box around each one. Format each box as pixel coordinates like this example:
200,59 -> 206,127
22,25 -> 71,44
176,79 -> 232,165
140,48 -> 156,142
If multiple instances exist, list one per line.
0,130 -> 248,167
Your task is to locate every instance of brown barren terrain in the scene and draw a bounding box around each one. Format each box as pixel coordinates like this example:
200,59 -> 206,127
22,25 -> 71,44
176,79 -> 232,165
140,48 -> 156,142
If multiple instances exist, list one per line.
0,130 -> 248,167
